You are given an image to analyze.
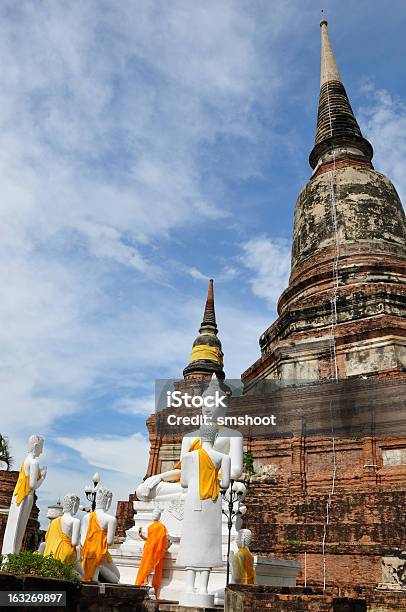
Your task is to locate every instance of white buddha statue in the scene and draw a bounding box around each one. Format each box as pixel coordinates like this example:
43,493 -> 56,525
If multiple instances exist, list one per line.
177,422 -> 231,608
39,493 -> 83,577
136,375 -> 243,503
80,487 -> 120,583
2,434 -> 47,555
231,528 -> 256,585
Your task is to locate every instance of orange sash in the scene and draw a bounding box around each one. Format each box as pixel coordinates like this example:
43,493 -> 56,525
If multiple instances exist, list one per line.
81,513 -> 112,581
43,517 -> 76,564
135,520 -> 167,592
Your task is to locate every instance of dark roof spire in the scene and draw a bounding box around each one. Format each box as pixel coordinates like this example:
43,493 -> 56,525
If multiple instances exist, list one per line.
183,278 -> 224,381
199,278 -> 217,334
309,20 -> 373,170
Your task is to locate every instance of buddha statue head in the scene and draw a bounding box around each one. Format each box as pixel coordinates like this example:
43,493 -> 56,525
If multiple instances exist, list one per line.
62,493 -> 80,515
201,375 -> 229,425
200,422 -> 218,445
27,434 -> 44,458
95,487 -> 113,511
237,528 -> 252,549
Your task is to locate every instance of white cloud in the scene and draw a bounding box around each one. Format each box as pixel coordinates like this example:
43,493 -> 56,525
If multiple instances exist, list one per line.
0,0 -> 295,438
0,2 -> 275,279
0,2 -> 300,524
240,236 -> 291,306
34,463 -> 145,530
113,395 -> 156,416
218,266 -> 240,282
359,87 -> 406,205
218,304 -> 269,378
184,267 -> 210,281
56,433 -> 149,477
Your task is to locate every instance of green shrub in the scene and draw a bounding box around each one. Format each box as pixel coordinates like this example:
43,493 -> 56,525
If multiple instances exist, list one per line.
0,551 -> 78,582
243,450 -> 255,476
0,433 -> 13,469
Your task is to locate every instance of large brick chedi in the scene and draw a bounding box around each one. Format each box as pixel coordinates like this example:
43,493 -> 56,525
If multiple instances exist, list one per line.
243,21 -> 405,384
240,20 -> 406,589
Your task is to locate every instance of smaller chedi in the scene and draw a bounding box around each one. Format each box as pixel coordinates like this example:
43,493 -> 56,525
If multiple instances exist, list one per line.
135,508 -> 168,599
40,493 -> 83,577
2,434 -> 47,555
231,528 -> 256,585
81,486 -> 120,583
177,422 -> 231,608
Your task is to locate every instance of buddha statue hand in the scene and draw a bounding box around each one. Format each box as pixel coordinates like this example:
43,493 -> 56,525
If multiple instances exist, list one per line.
144,474 -> 162,493
136,475 -> 162,500
34,466 -> 47,490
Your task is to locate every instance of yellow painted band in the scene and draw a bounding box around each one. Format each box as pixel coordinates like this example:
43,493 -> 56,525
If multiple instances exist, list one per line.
190,344 -> 223,364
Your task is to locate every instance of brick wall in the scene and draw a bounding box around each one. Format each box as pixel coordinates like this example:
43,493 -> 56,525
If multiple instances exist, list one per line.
225,585 -> 367,612
116,493 -> 137,539
225,585 -> 406,612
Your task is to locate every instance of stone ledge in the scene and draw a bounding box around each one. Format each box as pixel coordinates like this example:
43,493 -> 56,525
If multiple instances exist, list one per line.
153,605 -> 220,612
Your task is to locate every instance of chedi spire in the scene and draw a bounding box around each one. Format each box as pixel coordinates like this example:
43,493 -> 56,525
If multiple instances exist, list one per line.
200,278 -> 217,334
183,279 -> 224,381
309,20 -> 373,170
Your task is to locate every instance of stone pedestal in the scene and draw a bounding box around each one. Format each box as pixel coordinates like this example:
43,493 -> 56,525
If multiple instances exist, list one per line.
112,499 -> 301,604
255,556 -> 302,586
178,593 -> 214,608
120,499 -> 241,559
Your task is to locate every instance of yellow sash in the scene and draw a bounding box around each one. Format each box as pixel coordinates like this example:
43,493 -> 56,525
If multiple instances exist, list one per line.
234,547 -> 256,584
173,438 -> 224,488
190,344 -> 223,364
13,462 -> 37,506
170,438 -> 201,481
81,512 -> 112,582
43,517 -> 76,564
198,447 -> 220,502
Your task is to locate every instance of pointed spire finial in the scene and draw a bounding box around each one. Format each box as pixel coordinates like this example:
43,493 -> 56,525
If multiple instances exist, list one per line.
309,19 -> 373,170
320,18 -> 341,87
200,278 -> 217,334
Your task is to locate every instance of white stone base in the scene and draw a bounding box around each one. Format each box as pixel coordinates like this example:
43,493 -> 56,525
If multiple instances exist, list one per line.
178,592 -> 215,608
110,547 -> 227,601
113,498 -> 301,603
254,556 -> 302,586
110,547 -> 301,603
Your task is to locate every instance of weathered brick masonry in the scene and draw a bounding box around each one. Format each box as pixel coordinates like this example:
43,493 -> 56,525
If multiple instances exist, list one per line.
225,585 -> 406,612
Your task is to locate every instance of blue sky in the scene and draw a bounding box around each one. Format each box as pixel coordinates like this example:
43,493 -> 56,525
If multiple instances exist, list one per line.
1,1 -> 405,524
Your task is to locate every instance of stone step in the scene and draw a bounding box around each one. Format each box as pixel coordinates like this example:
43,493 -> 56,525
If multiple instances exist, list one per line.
147,602 -> 222,612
